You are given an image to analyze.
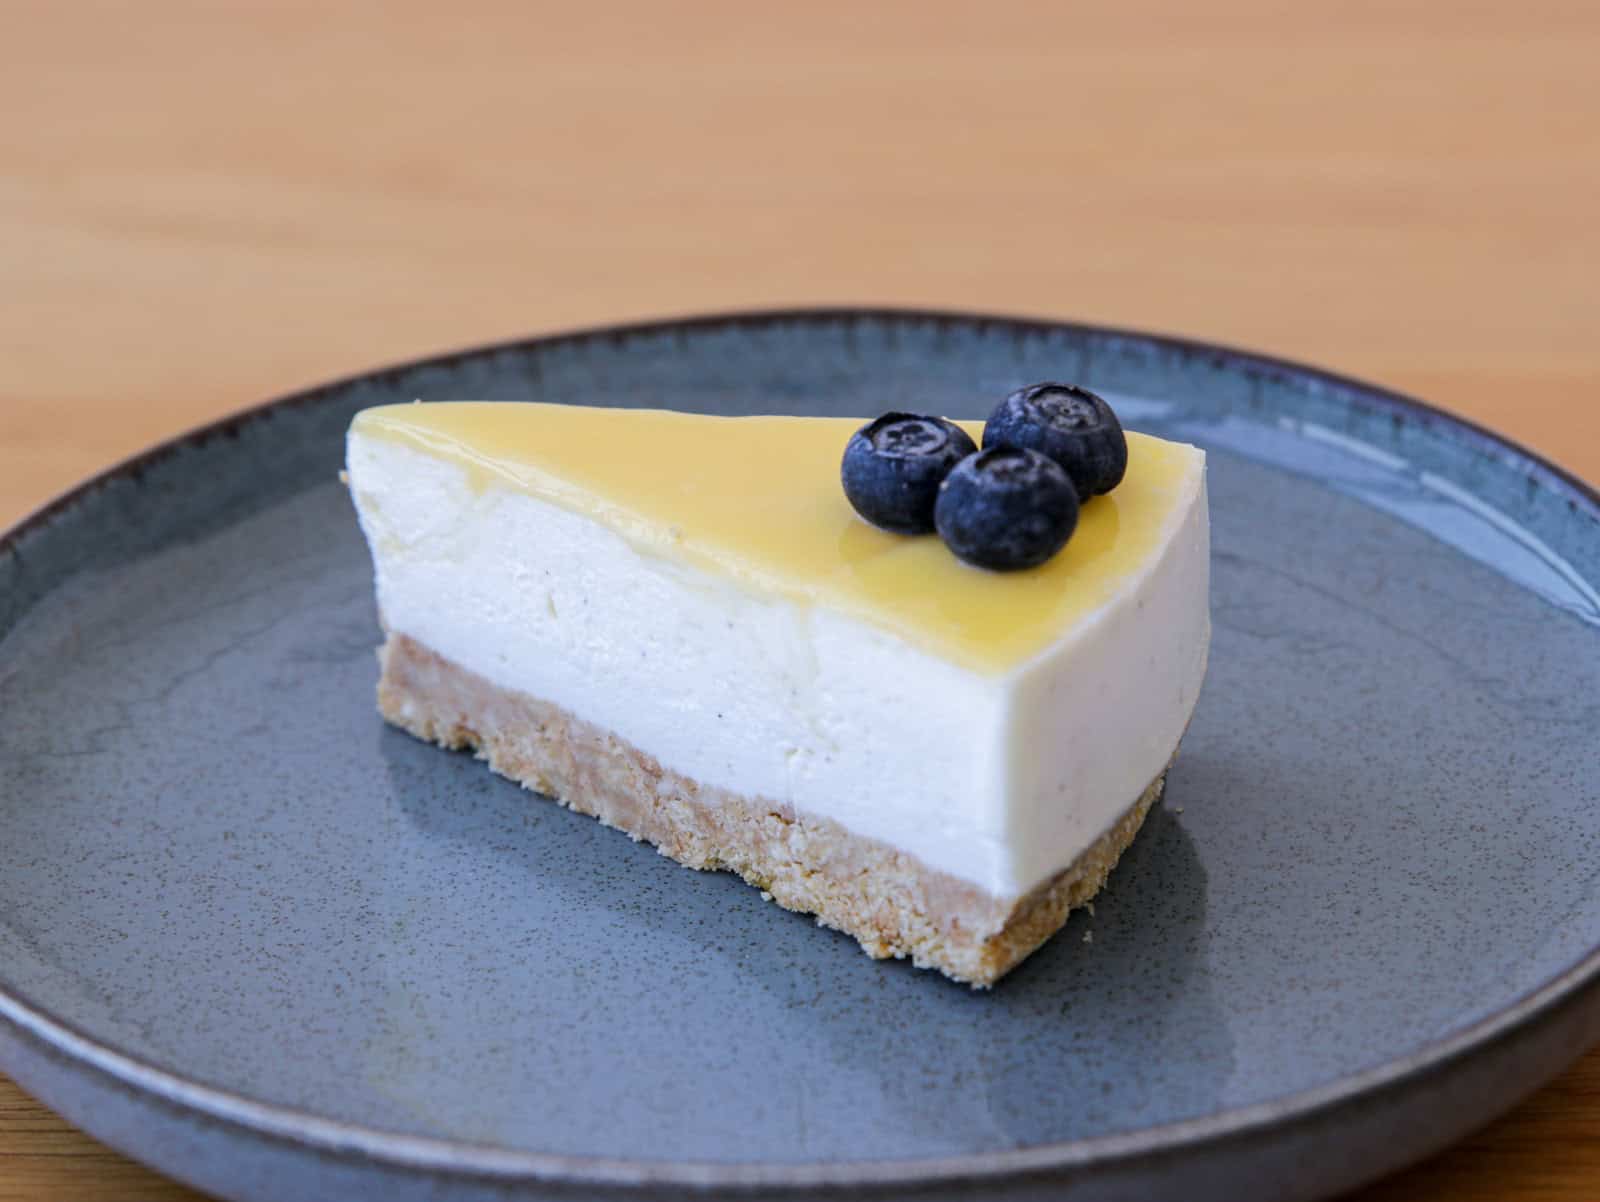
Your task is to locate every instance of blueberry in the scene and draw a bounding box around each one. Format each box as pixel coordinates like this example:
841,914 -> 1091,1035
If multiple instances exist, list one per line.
841,413 -> 978,534
982,383 -> 1127,501
934,447 -> 1079,571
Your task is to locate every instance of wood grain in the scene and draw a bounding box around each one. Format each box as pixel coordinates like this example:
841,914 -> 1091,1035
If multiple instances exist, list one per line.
1,1 -> 1596,1198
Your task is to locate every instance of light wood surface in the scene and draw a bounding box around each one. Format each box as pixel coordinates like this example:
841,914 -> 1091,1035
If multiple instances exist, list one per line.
2,2 -> 1597,1198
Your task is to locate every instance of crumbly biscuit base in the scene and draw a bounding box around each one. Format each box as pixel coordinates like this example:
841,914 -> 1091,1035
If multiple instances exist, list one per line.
377,633 -> 1167,986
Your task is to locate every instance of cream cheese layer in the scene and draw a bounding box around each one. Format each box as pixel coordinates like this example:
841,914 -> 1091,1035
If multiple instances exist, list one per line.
347,402 -> 1210,897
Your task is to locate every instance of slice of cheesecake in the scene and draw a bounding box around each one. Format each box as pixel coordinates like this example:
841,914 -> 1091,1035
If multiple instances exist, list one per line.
345,401 -> 1209,985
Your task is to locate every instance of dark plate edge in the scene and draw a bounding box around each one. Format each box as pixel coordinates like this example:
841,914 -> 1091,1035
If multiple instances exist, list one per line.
2,305 -> 1599,1194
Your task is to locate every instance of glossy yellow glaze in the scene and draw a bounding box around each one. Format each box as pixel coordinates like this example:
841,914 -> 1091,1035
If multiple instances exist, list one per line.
352,402 -> 1203,673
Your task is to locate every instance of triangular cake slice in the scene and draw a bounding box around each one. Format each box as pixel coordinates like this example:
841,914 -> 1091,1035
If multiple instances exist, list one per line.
346,402 -> 1209,985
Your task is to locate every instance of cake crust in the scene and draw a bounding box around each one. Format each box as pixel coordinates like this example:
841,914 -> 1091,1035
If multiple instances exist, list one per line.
377,632 -> 1167,986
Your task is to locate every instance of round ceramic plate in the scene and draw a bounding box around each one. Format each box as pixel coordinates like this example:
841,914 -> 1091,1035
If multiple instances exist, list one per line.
3,311 -> 1599,1202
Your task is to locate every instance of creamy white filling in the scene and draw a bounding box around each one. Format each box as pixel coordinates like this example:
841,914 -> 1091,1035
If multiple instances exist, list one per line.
347,431 -> 1209,900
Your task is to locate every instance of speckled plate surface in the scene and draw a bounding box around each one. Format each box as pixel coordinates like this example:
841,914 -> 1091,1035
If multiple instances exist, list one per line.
3,310 -> 1600,1202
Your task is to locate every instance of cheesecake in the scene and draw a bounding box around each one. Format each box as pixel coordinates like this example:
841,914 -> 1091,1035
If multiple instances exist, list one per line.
345,400 -> 1209,985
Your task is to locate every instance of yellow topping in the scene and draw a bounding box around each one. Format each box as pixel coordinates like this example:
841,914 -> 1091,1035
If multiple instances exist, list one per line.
352,402 -> 1202,674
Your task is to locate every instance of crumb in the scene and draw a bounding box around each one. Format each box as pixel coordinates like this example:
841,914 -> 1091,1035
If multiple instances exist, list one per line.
1174,806 -> 1185,814
1082,930 -> 1093,944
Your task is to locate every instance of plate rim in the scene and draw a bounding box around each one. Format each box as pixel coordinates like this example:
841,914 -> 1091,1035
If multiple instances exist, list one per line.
3,305 -> 1599,1192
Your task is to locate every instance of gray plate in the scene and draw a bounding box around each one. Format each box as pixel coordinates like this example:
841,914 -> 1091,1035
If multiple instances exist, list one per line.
3,310 -> 1599,1202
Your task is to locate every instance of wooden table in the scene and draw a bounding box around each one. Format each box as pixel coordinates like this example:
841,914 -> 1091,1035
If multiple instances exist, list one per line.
3,2 -> 1597,1198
